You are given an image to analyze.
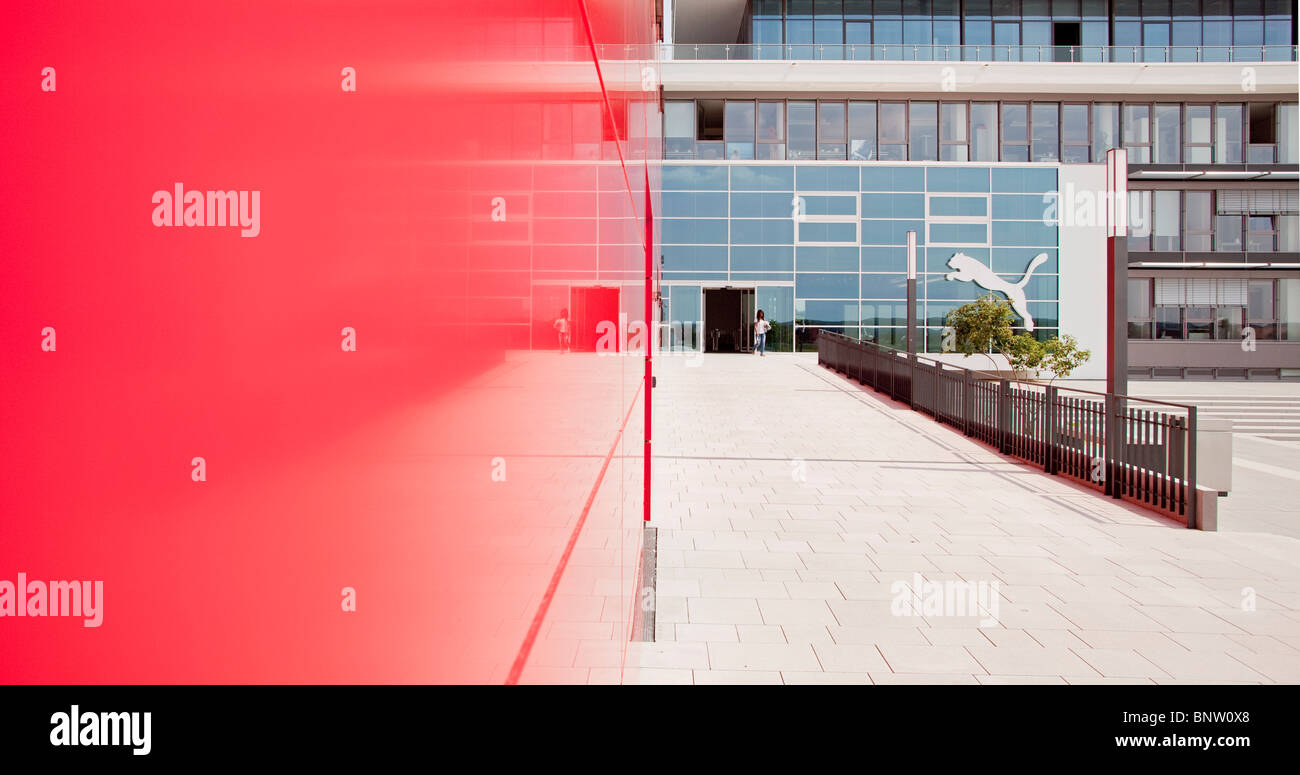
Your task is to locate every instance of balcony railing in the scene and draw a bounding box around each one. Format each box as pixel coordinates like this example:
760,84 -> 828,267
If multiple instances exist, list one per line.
817,331 -> 1201,526
663,43 -> 1299,63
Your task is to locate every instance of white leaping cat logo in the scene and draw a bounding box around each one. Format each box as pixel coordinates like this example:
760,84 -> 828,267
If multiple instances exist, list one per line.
945,252 -> 1049,331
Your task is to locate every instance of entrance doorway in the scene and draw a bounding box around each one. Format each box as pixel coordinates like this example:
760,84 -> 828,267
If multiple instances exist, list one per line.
569,286 -> 620,351
703,287 -> 755,353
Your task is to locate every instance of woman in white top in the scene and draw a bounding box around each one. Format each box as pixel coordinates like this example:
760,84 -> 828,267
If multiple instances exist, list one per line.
754,310 -> 771,356
553,307 -> 571,353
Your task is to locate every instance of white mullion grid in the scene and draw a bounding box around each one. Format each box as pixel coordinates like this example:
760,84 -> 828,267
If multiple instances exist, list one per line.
924,192 -> 992,248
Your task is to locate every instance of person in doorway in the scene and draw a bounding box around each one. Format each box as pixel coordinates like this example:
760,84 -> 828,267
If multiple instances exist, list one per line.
754,309 -> 771,356
553,308 -> 571,353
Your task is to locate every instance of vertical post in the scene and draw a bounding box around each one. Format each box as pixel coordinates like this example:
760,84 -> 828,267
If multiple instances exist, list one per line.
643,170 -> 653,523
1044,385 -> 1057,474
998,379 -> 1011,453
1105,148 -> 1129,398
933,361 -> 941,421
1104,393 -> 1118,498
963,369 -> 973,436
1187,405 -> 1198,528
906,230 -> 918,408
906,229 -> 918,357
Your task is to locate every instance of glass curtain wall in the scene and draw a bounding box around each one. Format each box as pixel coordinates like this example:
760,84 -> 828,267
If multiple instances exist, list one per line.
745,0 -> 1293,61
666,98 -> 1296,165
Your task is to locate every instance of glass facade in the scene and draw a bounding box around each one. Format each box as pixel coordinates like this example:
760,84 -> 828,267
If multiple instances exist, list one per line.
728,0 -> 1298,61
666,98 -> 1300,165
661,163 -> 1059,351
1128,188 -> 1300,252
1128,277 -> 1300,340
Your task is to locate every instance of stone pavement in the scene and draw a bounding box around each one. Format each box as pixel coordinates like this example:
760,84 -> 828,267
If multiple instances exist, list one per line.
633,352 -> 1300,684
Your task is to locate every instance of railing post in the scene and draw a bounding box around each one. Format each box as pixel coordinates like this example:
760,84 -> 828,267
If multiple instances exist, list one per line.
908,353 -> 916,409
1044,385 -> 1057,474
1103,394 -> 1122,499
963,369 -> 973,436
998,379 -> 1011,454
933,362 -> 941,421
1187,405 -> 1198,529
1114,396 -> 1127,500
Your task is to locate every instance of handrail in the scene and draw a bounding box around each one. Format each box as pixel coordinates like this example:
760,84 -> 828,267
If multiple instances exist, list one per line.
660,42 -> 1300,63
816,330 -> 1200,528
856,333 -> 1194,410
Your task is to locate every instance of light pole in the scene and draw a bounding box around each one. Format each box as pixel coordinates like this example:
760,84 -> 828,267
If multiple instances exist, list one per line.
1105,148 -> 1129,502
1106,148 -> 1128,397
906,229 -> 918,356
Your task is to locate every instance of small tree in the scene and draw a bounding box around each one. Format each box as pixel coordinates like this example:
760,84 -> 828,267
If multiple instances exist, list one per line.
1003,333 -> 1046,379
946,295 -> 1091,383
1039,334 -> 1091,385
944,293 -> 1015,374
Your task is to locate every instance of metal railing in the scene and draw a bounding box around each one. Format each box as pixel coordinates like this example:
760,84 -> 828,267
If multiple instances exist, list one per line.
817,331 -> 1200,527
663,43 -> 1299,63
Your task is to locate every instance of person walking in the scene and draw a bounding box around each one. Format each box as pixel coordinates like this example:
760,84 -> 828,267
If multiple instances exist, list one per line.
753,309 -> 771,357
553,308 -> 571,353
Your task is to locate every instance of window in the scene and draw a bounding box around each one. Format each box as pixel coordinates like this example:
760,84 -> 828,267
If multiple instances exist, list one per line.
1214,306 -> 1243,339
1001,103 -> 1028,161
1128,277 -> 1152,338
818,101 -> 847,159
1154,104 -> 1181,163
756,101 -> 786,159
1184,105 -> 1212,163
1152,278 -> 1258,340
1183,306 -> 1213,339
788,101 -> 817,160
848,101 -> 876,160
1281,278 -> 1300,341
940,103 -> 968,161
815,17 -> 844,60
909,102 -> 938,161
1171,14 -> 1202,62
1216,214 -> 1243,251
1280,214 -> 1299,252
1215,104 -> 1243,163
724,101 -> 756,160
1093,103 -> 1119,161
1249,279 -> 1276,340
695,99 -> 724,159
1247,215 -> 1276,251
1279,104 -> 1299,164
1143,20 -> 1171,62
1248,103 -> 1276,162
1185,191 -> 1212,251
1129,190 -> 1152,251
970,103 -> 998,161
1152,190 -> 1180,250
665,101 -> 695,159
994,20 -> 1021,60
1031,102 -> 1060,161
879,102 -> 907,160
1155,307 -> 1182,338
1062,104 -> 1089,162
1123,104 -> 1151,163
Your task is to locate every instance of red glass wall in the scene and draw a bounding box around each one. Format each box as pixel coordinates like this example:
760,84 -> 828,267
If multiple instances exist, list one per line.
0,0 -> 659,683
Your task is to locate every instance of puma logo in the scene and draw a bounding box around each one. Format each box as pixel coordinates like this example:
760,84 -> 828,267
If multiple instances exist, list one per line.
945,252 -> 1049,331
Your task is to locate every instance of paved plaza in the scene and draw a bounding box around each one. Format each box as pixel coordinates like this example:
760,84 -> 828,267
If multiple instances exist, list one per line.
632,352 -> 1300,684
1128,381 -> 1300,540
